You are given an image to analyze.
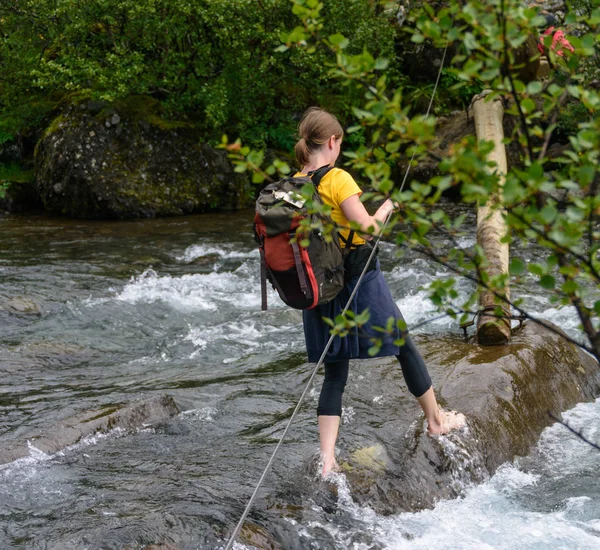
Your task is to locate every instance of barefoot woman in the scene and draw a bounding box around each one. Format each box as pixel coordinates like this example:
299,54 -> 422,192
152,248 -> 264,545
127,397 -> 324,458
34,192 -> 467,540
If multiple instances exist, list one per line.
294,107 -> 465,476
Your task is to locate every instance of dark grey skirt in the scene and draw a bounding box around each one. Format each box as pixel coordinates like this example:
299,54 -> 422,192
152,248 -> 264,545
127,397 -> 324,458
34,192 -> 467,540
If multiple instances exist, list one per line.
302,259 -> 404,363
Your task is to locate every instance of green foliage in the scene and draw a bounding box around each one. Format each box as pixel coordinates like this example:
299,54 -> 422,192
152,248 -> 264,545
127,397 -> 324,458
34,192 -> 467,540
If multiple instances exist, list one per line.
555,99 -> 594,140
0,163 -> 34,183
0,163 -> 34,199
0,0 -> 400,150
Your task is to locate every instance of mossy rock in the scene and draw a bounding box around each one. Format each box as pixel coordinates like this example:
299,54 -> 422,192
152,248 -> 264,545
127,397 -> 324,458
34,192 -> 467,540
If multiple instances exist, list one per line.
346,443 -> 390,474
34,99 -> 253,219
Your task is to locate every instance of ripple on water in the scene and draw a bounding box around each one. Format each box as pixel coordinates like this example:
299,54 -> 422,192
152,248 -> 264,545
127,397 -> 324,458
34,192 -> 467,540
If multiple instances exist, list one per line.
113,265 -> 285,313
175,243 -> 259,263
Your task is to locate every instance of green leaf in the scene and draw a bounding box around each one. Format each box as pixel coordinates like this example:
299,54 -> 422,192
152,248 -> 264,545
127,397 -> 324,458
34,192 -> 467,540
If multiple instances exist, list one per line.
521,98 -> 536,114
329,33 -> 349,49
539,205 -> 557,225
539,275 -> 555,289
527,81 -> 543,95
510,258 -> 525,275
374,58 -> 389,70
528,263 -> 544,276
561,279 -> 578,295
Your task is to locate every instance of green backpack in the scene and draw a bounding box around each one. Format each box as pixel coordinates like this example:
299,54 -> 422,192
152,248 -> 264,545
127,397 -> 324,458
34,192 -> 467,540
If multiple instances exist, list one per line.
253,165 -> 352,310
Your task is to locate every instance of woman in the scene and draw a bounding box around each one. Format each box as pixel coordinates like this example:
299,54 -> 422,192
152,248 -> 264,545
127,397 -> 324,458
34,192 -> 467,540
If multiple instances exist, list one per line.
295,107 -> 465,477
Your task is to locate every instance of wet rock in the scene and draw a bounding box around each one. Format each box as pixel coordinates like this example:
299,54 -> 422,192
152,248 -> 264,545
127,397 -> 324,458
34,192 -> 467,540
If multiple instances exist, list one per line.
239,522 -> 283,550
123,544 -> 180,550
0,296 -> 43,316
0,339 -> 96,373
348,443 -> 390,474
34,98 -> 252,219
0,394 -> 181,465
341,320 -> 600,513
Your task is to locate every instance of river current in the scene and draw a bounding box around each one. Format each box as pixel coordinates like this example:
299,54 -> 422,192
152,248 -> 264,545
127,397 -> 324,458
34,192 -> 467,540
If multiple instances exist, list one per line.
0,208 -> 598,549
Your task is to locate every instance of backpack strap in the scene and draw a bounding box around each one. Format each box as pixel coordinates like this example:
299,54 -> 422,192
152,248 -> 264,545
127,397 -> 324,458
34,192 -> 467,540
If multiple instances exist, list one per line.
258,238 -> 268,311
290,236 -> 310,297
309,165 -> 358,249
339,230 -> 356,250
307,164 -> 333,187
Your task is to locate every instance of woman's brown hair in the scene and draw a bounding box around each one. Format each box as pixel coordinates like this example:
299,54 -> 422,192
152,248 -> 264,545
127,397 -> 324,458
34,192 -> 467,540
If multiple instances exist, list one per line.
294,107 -> 344,167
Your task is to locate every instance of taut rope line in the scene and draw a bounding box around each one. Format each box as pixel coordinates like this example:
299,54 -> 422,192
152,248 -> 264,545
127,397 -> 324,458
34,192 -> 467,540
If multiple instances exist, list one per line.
224,26 -> 452,550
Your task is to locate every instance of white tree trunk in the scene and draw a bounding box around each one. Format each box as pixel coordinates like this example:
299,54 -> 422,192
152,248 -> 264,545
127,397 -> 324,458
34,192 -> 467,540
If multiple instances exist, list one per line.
472,93 -> 511,344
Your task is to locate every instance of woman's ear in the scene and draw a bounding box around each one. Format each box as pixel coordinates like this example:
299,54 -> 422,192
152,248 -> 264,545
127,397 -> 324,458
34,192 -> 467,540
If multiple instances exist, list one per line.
328,135 -> 337,149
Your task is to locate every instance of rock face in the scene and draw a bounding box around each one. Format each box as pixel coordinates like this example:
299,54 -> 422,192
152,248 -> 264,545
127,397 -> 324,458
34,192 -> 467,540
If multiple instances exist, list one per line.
34,101 -> 252,218
341,321 -> 600,513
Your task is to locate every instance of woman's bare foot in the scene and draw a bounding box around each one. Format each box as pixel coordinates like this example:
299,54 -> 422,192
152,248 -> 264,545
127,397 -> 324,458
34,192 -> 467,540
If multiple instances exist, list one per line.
427,408 -> 466,435
321,454 -> 340,478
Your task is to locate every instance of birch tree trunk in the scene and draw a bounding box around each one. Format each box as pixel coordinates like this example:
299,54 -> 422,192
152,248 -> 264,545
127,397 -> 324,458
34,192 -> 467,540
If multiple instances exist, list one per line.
472,94 -> 511,344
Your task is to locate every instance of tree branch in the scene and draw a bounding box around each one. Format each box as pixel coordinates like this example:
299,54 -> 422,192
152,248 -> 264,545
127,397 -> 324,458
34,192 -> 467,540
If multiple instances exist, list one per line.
408,242 -> 595,355
504,206 -> 600,284
556,252 -> 597,344
498,0 -> 534,162
537,88 -> 569,162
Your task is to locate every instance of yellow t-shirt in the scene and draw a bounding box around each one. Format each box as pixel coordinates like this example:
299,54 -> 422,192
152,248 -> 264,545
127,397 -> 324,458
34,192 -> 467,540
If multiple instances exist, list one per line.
297,167 -> 366,247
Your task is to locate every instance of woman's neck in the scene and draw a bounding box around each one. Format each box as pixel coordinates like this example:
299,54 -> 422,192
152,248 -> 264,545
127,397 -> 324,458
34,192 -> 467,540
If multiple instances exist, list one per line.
302,159 -> 333,174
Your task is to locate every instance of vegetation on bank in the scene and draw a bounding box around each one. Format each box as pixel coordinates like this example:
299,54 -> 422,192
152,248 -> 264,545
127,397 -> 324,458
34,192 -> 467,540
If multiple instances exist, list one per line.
0,0 -> 408,151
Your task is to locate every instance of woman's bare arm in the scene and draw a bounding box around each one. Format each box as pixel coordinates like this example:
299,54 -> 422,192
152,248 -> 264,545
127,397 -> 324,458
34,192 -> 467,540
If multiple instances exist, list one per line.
340,194 -> 395,240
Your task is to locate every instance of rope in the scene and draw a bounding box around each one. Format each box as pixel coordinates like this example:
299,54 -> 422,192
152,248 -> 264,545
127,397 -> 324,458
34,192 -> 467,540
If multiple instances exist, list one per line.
224,23 -> 452,550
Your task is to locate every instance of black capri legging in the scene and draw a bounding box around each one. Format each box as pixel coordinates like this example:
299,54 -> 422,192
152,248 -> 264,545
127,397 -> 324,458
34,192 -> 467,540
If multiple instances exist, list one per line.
316,333 -> 432,417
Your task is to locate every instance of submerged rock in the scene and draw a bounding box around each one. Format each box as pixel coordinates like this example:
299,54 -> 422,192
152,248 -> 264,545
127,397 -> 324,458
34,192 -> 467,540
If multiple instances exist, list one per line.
239,522 -> 283,550
339,321 -> 600,513
0,394 -> 180,465
34,98 -> 252,219
0,296 -> 43,316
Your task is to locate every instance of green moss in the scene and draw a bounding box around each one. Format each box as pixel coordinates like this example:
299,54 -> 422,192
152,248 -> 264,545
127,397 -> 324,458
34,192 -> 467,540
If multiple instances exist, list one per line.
83,407 -> 120,423
113,95 -> 193,131
41,113 -> 67,140
0,162 -> 34,183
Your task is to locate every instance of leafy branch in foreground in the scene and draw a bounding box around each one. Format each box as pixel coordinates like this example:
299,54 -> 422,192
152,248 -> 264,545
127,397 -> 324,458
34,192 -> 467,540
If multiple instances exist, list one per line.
228,0 -> 600,362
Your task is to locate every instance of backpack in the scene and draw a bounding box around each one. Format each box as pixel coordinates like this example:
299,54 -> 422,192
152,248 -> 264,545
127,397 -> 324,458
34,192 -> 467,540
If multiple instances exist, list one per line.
253,165 -> 352,310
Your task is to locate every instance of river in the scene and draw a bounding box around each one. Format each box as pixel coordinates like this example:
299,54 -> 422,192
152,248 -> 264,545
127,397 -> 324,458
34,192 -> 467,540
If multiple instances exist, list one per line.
0,207 -> 598,549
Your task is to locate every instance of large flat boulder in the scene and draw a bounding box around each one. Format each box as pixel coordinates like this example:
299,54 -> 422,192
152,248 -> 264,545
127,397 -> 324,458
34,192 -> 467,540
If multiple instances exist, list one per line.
341,320 -> 600,513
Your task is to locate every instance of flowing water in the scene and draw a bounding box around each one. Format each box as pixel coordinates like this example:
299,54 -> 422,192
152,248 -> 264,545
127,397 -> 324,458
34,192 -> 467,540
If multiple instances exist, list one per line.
0,207 -> 598,550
